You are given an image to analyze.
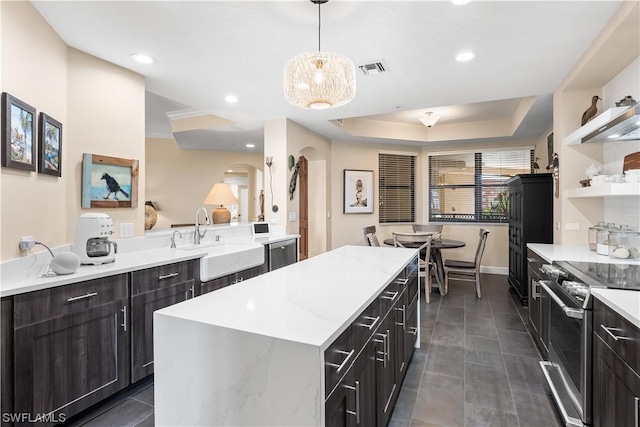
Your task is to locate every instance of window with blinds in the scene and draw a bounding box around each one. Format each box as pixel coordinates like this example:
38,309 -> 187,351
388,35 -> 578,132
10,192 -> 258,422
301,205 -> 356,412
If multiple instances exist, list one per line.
428,149 -> 532,223
379,153 -> 416,223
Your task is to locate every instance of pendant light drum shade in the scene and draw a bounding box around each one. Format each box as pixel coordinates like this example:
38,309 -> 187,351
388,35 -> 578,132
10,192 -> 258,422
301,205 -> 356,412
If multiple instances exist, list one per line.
284,52 -> 356,109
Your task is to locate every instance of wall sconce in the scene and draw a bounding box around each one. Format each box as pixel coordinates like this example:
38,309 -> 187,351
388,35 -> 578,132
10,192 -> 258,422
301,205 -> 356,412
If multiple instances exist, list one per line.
265,156 -> 278,213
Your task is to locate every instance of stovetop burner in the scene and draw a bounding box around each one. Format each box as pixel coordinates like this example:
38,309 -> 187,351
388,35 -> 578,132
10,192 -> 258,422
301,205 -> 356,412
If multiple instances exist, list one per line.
559,261 -> 640,291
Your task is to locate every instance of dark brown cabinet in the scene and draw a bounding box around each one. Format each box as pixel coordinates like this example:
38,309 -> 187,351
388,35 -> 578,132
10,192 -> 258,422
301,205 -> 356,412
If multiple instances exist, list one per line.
12,275 -> 129,425
130,260 -> 197,382
527,249 -> 549,358
507,174 -> 553,306
593,298 -> 640,427
325,256 -> 419,427
1,297 -> 14,425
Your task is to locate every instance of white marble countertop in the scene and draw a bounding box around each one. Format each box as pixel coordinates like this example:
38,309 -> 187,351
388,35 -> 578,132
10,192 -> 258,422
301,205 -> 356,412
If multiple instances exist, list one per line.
592,288 -> 640,329
527,244 -> 640,265
155,245 -> 417,351
0,232 -> 299,298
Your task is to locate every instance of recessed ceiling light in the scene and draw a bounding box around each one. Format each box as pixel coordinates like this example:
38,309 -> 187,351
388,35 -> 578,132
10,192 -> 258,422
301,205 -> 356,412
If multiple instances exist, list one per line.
225,95 -> 239,104
246,143 -> 255,148
227,169 -> 234,173
452,0 -> 472,5
456,51 -> 475,62
608,134 -> 620,139
130,53 -> 155,64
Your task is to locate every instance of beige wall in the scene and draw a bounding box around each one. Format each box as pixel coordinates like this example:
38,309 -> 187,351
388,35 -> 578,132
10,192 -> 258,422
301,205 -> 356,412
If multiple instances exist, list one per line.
0,2 -> 145,261
145,137 -> 263,229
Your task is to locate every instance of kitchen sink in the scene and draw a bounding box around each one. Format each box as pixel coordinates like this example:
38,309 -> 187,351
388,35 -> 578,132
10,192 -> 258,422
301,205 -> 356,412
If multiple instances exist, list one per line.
178,242 -> 265,282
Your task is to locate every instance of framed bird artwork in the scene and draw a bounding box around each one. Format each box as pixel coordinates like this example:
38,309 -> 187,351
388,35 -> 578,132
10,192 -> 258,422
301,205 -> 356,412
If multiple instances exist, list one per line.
81,153 -> 139,208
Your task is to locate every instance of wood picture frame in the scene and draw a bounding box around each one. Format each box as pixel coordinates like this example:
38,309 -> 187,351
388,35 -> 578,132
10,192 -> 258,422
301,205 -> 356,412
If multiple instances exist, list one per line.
38,113 -> 62,177
1,92 -> 37,172
343,169 -> 374,214
82,153 -> 139,208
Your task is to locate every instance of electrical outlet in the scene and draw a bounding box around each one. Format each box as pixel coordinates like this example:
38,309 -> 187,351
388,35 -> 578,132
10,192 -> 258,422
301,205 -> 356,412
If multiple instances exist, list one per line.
120,223 -> 134,238
19,236 -> 35,251
288,211 -> 297,222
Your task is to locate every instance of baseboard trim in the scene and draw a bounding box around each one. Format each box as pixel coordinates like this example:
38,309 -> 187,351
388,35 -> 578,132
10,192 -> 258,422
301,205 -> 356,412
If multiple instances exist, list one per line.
481,266 -> 508,275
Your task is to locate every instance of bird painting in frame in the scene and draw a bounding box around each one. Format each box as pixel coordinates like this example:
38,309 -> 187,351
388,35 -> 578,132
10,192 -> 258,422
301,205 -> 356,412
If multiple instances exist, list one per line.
101,173 -> 130,200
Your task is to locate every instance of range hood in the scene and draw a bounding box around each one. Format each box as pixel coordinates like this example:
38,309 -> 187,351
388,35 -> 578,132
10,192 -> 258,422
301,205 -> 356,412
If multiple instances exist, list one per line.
565,103 -> 640,145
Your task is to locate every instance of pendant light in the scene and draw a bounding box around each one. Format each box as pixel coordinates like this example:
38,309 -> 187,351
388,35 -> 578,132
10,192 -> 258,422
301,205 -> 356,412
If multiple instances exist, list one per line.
284,0 -> 356,110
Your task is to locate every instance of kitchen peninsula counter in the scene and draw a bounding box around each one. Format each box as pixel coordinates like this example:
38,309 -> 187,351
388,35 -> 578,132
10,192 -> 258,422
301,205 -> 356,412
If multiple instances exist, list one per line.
527,243 -> 640,265
153,245 -> 418,426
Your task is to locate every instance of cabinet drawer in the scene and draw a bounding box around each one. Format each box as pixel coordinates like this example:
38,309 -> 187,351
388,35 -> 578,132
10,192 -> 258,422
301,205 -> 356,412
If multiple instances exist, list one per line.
352,298 -> 382,357
594,298 -> 640,374
526,249 -> 545,278
324,325 -> 353,398
14,274 -> 128,328
131,260 -> 196,295
380,277 -> 406,317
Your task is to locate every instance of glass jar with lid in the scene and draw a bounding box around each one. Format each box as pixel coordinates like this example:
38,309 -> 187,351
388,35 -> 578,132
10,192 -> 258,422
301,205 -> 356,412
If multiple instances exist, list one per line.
609,227 -> 640,260
596,223 -> 618,256
588,221 -> 606,251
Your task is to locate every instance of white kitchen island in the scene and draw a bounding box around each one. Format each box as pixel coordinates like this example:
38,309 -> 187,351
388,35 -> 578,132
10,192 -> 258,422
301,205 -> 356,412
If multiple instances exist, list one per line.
154,245 -> 419,426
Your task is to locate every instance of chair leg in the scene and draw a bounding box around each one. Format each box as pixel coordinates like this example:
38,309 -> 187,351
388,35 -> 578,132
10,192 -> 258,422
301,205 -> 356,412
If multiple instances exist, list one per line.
424,275 -> 430,304
475,271 -> 482,298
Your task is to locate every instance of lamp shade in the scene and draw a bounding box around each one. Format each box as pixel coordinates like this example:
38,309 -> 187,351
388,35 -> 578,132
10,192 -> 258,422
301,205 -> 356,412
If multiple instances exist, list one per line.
284,52 -> 356,109
203,182 -> 239,224
419,112 -> 440,127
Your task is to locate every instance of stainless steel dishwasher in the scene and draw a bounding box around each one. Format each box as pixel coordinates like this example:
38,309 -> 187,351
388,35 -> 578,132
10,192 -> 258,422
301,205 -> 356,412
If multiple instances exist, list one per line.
268,238 -> 298,271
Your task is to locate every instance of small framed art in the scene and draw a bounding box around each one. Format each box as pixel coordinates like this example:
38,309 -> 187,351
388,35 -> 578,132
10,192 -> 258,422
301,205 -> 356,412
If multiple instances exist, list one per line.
38,113 -> 62,177
2,92 -> 37,172
343,169 -> 374,214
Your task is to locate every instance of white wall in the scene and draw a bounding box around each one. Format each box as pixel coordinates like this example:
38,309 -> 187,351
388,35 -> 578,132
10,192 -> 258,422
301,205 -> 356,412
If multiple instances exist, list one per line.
0,2 -> 145,261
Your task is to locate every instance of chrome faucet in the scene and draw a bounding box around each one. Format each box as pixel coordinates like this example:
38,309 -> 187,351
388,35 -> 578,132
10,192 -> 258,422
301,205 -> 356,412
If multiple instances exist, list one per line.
194,207 -> 210,245
170,230 -> 183,248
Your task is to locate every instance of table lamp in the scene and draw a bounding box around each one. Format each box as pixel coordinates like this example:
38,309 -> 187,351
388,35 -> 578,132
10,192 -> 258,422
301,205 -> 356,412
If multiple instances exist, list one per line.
203,182 -> 239,224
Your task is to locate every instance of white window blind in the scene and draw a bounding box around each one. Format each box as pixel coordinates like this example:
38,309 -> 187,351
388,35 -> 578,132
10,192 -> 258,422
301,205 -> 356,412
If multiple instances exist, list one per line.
379,153 -> 416,223
429,149 -> 533,222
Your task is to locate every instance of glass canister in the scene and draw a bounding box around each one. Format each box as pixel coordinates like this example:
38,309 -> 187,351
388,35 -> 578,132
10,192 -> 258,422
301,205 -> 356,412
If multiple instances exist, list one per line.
596,223 -> 618,256
588,221 -> 606,251
609,227 -> 640,260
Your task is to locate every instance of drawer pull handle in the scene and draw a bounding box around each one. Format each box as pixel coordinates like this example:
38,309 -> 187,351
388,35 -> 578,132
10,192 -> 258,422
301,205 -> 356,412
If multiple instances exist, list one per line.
601,325 -> 630,341
634,396 -> 639,427
158,272 -> 179,280
531,279 -> 541,300
344,380 -> 361,424
360,315 -> 380,330
67,292 -> 98,302
328,349 -> 355,374
375,332 -> 388,367
527,257 -> 536,263
381,291 -> 398,300
409,326 -> 418,336
397,305 -> 406,330
121,306 -> 127,332
395,278 -> 409,285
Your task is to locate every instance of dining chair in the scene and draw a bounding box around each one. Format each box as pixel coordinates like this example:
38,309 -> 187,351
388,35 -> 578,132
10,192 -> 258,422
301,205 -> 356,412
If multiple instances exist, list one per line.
363,225 -> 380,247
392,232 -> 443,303
443,228 -> 490,298
412,224 -> 443,240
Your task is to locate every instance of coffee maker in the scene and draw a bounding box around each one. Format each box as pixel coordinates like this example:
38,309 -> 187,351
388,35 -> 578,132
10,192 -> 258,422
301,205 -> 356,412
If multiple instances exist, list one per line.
72,213 -> 117,265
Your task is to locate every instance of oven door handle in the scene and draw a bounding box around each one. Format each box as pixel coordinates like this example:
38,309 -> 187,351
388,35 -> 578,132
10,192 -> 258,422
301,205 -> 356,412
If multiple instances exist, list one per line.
539,281 -> 584,320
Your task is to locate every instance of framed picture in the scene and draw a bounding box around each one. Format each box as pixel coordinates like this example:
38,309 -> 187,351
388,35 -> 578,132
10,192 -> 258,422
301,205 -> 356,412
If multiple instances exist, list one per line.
343,169 -> 374,214
82,153 -> 139,208
1,92 -> 37,172
38,113 -> 62,177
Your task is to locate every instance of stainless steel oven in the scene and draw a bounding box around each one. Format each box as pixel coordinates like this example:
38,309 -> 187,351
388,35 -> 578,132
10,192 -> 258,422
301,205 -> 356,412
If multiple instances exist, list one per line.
538,275 -> 591,427
539,261 -> 640,427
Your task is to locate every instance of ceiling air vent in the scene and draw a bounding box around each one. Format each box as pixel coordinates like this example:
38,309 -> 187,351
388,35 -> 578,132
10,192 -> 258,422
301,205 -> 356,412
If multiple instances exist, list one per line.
358,60 -> 388,76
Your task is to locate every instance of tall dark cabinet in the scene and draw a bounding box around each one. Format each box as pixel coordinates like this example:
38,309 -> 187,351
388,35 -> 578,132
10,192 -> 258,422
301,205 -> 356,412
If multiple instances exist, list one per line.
507,173 -> 553,306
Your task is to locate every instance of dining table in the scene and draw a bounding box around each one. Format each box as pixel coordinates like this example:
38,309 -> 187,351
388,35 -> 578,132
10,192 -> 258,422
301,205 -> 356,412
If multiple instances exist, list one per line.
383,237 -> 466,292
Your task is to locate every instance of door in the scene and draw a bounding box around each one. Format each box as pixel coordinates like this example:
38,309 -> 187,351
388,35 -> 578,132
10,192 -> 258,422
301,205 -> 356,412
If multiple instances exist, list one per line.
299,156 -> 309,260
131,280 -> 193,382
593,334 -> 640,427
345,339 -> 377,427
326,374 -> 351,427
14,300 -> 129,424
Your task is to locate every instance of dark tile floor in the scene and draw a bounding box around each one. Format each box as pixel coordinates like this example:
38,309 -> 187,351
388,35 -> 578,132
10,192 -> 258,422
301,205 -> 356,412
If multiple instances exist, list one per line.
69,274 -> 563,427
